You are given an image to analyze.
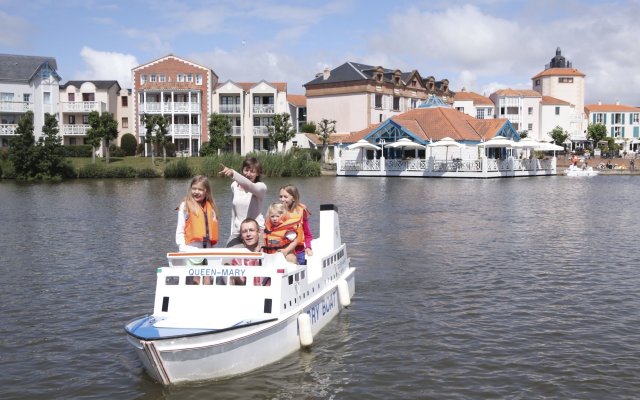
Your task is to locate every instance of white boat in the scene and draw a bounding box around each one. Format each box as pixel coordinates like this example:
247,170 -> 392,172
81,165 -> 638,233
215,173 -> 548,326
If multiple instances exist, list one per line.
564,165 -> 599,177
124,204 -> 355,385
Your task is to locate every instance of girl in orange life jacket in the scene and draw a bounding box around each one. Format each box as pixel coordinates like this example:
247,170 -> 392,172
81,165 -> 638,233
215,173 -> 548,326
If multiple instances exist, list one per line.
279,184 -> 312,265
263,203 -> 298,264
175,175 -> 219,252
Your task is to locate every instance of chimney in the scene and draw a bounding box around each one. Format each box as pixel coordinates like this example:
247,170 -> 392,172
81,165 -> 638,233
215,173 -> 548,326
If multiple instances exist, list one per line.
598,101 -> 602,105
323,67 -> 330,80
616,100 -> 620,105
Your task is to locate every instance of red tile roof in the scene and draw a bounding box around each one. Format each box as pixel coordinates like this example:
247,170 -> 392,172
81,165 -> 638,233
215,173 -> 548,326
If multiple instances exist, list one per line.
287,94 -> 306,107
454,90 -> 494,106
585,104 -> 640,112
532,68 -> 585,79
492,89 -> 541,97
541,96 -> 571,106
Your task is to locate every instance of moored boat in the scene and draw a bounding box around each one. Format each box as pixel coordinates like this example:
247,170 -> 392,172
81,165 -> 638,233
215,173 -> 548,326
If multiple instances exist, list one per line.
124,204 -> 355,385
564,164 -> 599,177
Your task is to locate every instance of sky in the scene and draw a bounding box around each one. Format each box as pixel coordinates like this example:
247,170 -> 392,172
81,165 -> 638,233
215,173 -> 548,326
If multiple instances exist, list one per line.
2,0 -> 640,106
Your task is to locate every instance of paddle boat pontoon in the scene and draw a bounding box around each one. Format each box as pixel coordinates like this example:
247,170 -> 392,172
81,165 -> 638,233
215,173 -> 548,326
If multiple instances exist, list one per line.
124,204 -> 355,385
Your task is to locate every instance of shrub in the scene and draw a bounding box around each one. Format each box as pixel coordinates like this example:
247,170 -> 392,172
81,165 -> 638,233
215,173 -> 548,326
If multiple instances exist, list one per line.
137,168 -> 161,178
164,142 -> 177,157
120,133 -> 137,156
164,158 -> 192,178
136,143 -> 145,156
77,163 -> 106,178
61,145 -> 93,157
0,147 -> 8,161
109,144 -> 126,158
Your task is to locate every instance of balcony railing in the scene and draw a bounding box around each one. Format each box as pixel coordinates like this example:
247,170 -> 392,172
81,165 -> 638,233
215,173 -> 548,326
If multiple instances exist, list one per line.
62,124 -> 89,135
61,101 -> 106,113
220,104 -> 241,113
171,124 -> 201,137
138,102 -> 201,114
0,124 -> 18,135
252,104 -> 274,114
225,126 -> 242,136
253,126 -> 270,137
0,101 -> 34,113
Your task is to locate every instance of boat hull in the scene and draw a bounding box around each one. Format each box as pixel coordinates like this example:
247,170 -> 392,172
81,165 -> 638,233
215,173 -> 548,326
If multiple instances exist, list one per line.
126,267 -> 355,384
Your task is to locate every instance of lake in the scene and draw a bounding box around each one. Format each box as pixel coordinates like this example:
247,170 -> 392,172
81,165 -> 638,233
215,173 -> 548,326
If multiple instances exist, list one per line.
2,175 -> 640,399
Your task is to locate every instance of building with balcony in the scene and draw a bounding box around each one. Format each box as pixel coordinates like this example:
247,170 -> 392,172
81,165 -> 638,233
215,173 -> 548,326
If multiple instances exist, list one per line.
585,102 -> 640,153
58,80 -> 121,146
0,54 -> 61,147
490,89 -> 543,139
116,88 -> 132,146
304,62 -> 454,134
212,80 -> 289,154
132,55 -> 218,156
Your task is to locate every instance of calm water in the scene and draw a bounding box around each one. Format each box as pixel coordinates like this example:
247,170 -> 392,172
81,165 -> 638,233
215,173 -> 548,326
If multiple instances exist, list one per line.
2,175 -> 640,399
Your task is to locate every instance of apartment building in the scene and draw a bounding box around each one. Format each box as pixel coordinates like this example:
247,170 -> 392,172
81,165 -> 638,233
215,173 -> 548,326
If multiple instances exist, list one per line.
132,55 -> 218,156
532,48 -> 586,138
116,88 -> 132,146
58,80 -> 121,146
490,89 -> 542,138
0,54 -> 61,146
452,90 -> 495,120
585,103 -> 640,152
304,62 -> 454,134
212,80 -> 289,154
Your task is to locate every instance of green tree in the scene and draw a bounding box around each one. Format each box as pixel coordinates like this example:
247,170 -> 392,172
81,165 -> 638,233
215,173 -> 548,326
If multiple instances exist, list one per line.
268,113 -> 296,153
315,118 -> 336,163
36,113 -> 66,179
143,114 -> 157,164
120,133 -> 137,156
100,112 -> 119,164
549,126 -> 569,149
8,111 -> 38,179
204,113 -> 232,154
301,121 -> 317,133
587,123 -> 608,147
153,115 -> 171,162
86,111 -> 103,164
518,130 -> 528,139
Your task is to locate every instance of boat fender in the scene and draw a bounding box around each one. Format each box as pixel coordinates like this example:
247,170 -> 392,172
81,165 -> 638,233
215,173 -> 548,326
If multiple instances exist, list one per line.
298,313 -> 313,347
337,279 -> 351,307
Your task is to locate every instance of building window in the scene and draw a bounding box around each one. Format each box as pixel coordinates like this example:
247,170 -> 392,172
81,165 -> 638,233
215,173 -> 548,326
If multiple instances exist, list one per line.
613,113 -> 623,124
632,113 -> 639,123
535,79 -> 540,86
292,141 -> 298,147
392,97 -> 400,111
140,75 -> 147,84
122,117 -> 128,128
67,93 -> 74,101
68,115 -> 76,124
159,75 -> 166,82
376,73 -> 383,82
70,138 -> 76,145
558,77 -> 573,83
411,80 -> 417,87
150,74 -> 157,82
43,92 -> 51,104
595,113 -> 603,123
187,74 -> 193,82
375,94 -> 382,109
410,99 -> 417,109
614,126 -> 622,137
476,109 -> 485,119
196,74 -> 202,85
121,96 -> 128,107
555,107 -> 560,115
83,115 -> 89,124
506,107 -> 518,115
528,123 -> 533,131
500,107 -> 505,115
23,93 -> 31,102
528,107 -> 533,115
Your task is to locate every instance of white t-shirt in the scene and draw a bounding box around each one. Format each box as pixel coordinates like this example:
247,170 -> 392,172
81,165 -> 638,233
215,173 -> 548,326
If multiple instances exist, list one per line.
229,171 -> 267,237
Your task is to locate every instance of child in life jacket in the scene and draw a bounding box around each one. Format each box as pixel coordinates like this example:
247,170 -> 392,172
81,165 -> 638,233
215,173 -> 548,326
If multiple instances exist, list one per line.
263,203 -> 298,264
279,184 -> 312,265
175,175 -> 219,252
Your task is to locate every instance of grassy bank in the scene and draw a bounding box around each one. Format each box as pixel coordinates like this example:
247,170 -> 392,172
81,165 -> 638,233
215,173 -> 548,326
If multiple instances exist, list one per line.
2,151 -> 322,180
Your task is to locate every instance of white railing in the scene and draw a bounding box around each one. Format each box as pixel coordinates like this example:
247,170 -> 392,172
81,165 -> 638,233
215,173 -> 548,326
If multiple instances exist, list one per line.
343,160 -> 380,171
252,104 -> 275,114
220,104 -> 241,113
226,126 -> 242,136
62,124 -> 89,135
0,124 -> 18,135
61,102 -> 106,113
433,160 -> 481,172
253,126 -> 269,137
139,102 -> 201,113
171,124 -> 201,136
0,101 -> 33,112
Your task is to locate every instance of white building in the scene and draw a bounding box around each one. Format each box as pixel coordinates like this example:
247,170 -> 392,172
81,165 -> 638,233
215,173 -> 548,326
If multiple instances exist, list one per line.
0,54 -> 61,146
585,102 -> 640,152
453,90 -> 495,120
490,89 -> 542,139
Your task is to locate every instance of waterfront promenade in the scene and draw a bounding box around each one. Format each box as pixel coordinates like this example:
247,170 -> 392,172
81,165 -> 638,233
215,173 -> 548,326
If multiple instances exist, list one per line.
556,155 -> 640,175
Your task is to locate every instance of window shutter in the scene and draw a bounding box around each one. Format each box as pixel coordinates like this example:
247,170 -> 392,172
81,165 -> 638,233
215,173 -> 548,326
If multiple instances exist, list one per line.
622,127 -> 625,137
604,114 -> 607,125
634,127 -> 639,138
611,126 -> 614,136
593,114 -> 596,124
622,113 -> 625,124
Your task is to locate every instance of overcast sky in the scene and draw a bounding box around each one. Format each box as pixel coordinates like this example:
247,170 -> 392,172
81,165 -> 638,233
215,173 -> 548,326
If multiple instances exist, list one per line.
1,0 -> 639,105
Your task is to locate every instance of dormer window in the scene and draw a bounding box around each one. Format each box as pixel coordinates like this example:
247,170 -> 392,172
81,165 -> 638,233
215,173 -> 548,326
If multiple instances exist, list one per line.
394,76 -> 400,85
411,80 -> 417,87
376,73 -> 383,82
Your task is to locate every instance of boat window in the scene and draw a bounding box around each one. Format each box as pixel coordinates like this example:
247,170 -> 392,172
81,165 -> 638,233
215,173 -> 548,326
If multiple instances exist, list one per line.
295,273 -> 299,282
165,276 -> 179,285
186,276 -> 213,285
216,276 -> 228,285
230,277 -> 246,286
288,275 -> 294,285
301,270 -> 305,280
254,277 -> 271,286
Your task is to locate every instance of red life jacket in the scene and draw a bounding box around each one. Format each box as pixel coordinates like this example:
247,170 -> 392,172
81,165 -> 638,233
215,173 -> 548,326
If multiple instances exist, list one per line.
263,214 -> 301,253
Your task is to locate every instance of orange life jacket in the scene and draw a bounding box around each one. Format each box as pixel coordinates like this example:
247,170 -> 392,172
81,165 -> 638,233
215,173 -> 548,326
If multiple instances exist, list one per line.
263,214 -> 301,253
184,201 -> 218,247
287,203 -> 309,247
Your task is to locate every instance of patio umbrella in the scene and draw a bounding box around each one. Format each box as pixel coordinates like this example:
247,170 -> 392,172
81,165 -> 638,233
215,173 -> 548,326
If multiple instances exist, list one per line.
427,137 -> 464,160
477,136 -> 514,148
386,137 -> 426,150
535,142 -> 564,151
512,137 -> 540,158
346,139 -> 381,151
